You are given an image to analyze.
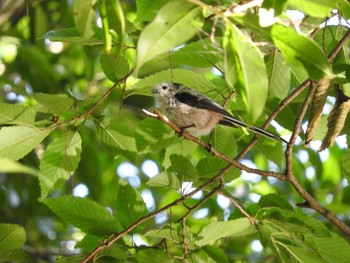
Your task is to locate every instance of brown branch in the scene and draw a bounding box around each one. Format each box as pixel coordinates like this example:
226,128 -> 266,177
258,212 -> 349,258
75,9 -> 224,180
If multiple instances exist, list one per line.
179,184 -> 223,257
51,70 -> 134,130
82,165 -> 234,262
143,110 -> 286,180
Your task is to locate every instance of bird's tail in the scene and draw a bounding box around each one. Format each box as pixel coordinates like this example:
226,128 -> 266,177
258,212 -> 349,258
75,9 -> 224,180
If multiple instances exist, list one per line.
220,115 -> 287,143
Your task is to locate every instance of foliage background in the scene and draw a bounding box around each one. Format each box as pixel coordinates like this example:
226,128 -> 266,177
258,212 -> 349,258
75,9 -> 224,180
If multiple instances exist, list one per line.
0,0 -> 350,262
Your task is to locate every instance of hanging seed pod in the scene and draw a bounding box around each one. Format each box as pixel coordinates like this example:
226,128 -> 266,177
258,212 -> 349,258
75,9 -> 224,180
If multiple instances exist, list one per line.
317,84 -> 350,152
305,79 -> 330,146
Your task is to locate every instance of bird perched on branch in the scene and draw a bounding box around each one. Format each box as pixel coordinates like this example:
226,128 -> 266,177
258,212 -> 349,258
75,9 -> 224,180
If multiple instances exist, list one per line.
152,82 -> 286,143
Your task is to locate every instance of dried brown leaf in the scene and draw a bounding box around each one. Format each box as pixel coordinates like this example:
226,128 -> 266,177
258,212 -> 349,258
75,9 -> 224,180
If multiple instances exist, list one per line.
318,85 -> 350,152
305,79 -> 330,145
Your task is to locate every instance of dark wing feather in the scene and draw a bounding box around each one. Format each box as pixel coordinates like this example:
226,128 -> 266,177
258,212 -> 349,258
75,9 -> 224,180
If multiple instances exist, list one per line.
174,87 -> 231,117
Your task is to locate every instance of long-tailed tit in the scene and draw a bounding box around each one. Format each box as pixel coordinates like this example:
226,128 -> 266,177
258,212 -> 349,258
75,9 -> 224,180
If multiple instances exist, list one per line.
152,82 -> 286,143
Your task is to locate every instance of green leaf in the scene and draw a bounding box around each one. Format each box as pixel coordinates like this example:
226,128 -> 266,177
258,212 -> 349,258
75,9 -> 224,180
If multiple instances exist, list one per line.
270,24 -> 331,79
308,234 -> 350,262
202,245 -> 229,263
100,54 -> 130,82
277,243 -> 323,263
105,0 -> 125,53
134,118 -> 178,153
39,28 -> 103,45
146,171 -> 181,189
135,0 -> 166,23
342,147 -> 350,182
197,157 -> 240,183
171,38 -> 221,68
212,126 -> 238,158
127,68 -> 216,98
288,0 -> 334,17
115,180 -> 147,230
170,154 -> 198,181
33,93 -> 74,114
0,103 -> 35,126
0,157 -> 40,176
0,126 -> 52,160
338,0 -> 350,19
0,249 -> 32,263
223,23 -> 268,123
259,193 -> 294,210
136,0 -> 203,68
196,218 -> 256,247
39,132 -> 82,199
255,139 -> 283,168
265,50 -> 291,99
43,196 -> 118,235
96,120 -> 136,152
0,223 -> 26,250
73,0 -> 97,37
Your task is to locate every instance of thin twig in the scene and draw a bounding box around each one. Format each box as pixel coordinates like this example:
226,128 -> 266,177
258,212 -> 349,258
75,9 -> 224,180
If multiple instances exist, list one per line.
144,110 -> 286,180
219,191 -> 257,225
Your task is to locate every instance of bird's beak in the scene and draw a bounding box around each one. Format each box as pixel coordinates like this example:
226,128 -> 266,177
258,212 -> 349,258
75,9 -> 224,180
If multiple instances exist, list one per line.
151,88 -> 159,94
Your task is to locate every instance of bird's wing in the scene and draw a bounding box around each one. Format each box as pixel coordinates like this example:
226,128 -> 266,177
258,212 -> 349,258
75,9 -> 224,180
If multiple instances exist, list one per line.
174,87 -> 231,116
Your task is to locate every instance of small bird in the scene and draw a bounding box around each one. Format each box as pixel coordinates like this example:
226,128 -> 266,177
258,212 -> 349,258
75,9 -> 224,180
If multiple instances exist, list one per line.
152,82 -> 286,143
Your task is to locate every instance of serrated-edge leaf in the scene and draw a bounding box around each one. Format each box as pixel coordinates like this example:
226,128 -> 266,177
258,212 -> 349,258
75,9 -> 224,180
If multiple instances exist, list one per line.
170,154 -> 198,180
100,54 -> 130,83
39,132 -> 82,199
43,196 -> 118,235
96,120 -> 136,152
136,0 -> 203,68
0,126 -> 52,160
0,223 -> 26,250
146,171 -> 181,189
0,103 -> 35,126
196,218 -> 256,247
259,193 -> 294,210
33,93 -> 74,114
115,180 -> 147,230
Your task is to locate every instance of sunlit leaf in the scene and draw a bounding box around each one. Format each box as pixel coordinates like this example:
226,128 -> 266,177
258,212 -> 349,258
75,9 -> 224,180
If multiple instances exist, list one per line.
270,24 -> 331,79
39,132 -> 82,199
74,0 -> 97,37
127,68 -> 216,97
136,0 -> 203,68
196,218 -> 256,247
288,0 -> 334,17
0,103 -> 35,126
0,223 -> 26,250
223,23 -> 268,123
146,171 -> 181,189
96,120 -> 136,152
33,93 -> 74,114
0,157 -> 40,177
0,126 -> 52,160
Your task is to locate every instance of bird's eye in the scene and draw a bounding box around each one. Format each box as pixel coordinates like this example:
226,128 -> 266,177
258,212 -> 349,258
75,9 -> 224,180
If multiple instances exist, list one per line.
161,85 -> 168,90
